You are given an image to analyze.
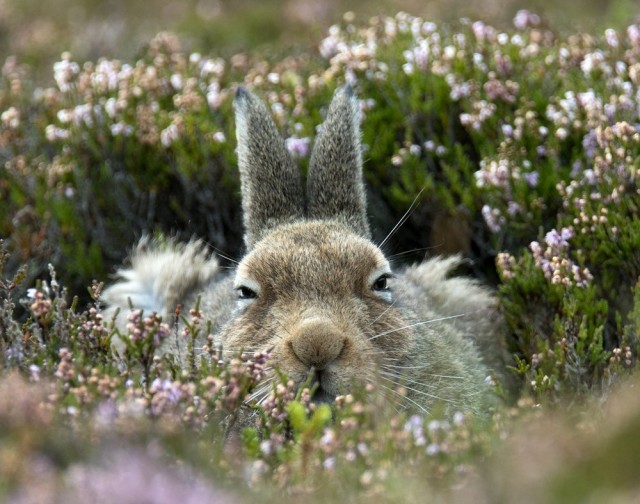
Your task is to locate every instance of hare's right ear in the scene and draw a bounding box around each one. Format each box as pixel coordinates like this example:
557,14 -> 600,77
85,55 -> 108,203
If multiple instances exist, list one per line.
234,87 -> 304,249
306,85 -> 370,238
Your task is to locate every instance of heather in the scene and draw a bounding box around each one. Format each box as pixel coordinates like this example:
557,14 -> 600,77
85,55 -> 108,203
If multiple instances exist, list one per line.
2,7 -> 640,503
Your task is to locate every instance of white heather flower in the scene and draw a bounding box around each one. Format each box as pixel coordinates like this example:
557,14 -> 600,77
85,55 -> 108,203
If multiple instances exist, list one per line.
110,122 -> 133,136
422,21 -> 436,34
29,364 -> 41,382
200,58 -> 225,77
402,63 -> 414,75
482,205 -> 505,233
443,45 -> 456,60
212,131 -> 226,143
104,97 -> 117,118
423,140 -> 435,152
57,109 -> 73,124
53,56 -> 80,92
581,51 -> 604,75
319,34 -> 340,60
1,107 -> 20,128
460,113 -> 473,127
511,34 -> 525,47
426,444 -> 440,456
45,125 -> 70,141
160,123 -> 180,147
605,28 -> 619,47
92,59 -> 119,92
271,102 -> 284,118
323,457 -> 336,470
170,73 -> 183,90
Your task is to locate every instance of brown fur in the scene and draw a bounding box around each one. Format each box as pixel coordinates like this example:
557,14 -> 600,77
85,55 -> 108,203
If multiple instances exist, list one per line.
103,86 -> 514,417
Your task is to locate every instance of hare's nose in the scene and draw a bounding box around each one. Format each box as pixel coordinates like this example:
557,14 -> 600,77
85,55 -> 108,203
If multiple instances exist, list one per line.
289,319 -> 345,369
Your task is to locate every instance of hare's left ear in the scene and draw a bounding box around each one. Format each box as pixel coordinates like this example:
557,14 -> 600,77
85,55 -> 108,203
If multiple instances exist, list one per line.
306,85 -> 370,239
234,87 -> 305,249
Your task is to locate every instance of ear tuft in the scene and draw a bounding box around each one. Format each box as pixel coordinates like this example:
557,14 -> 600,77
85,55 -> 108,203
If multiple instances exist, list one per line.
235,85 -> 250,101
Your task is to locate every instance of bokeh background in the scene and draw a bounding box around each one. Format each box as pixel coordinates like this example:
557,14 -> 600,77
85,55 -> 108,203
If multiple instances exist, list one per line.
2,0 -> 638,80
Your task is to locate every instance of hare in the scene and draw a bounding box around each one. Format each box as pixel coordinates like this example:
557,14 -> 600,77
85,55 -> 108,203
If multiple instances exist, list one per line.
103,86 -> 514,417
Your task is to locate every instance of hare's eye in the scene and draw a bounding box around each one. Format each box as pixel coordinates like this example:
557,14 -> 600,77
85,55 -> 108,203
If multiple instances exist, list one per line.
237,286 -> 258,300
372,274 -> 391,292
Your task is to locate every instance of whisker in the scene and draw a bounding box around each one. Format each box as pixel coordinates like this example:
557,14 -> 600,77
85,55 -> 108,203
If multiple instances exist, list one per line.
246,380 -> 274,403
377,382 -> 429,414
368,313 -> 470,341
378,369 -> 441,389
378,187 -> 425,249
368,298 -> 399,327
379,363 -> 465,380
388,246 -> 438,261
379,374 -> 458,405
202,240 -> 240,265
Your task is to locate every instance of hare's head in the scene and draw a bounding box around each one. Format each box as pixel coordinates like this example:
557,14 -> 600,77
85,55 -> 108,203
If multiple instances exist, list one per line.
221,87 -> 412,403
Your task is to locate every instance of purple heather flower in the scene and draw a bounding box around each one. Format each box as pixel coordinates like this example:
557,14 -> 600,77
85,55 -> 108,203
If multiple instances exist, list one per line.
285,136 -> 311,158
523,172 -> 539,187
513,10 -> 540,30
628,24 -> 640,45
544,228 -> 568,249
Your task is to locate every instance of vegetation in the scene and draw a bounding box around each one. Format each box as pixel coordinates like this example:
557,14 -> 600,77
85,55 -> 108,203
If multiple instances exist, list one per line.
1,5 -> 640,502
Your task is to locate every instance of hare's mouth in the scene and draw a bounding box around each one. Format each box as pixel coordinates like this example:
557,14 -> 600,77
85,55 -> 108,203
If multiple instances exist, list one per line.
308,368 -> 338,404
311,387 -> 335,404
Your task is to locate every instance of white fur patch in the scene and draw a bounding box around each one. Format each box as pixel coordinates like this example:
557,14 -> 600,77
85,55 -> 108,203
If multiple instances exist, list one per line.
102,239 -> 220,330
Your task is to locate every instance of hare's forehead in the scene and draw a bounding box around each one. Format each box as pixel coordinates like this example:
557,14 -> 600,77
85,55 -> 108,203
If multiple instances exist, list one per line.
237,229 -> 388,281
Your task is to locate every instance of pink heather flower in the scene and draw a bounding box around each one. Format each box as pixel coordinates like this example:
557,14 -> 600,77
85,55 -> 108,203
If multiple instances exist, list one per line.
627,24 -> 640,46
507,201 -> 521,216
207,83 -> 223,109
285,136 -> 311,158
544,228 -> 572,249
513,10 -> 541,30
604,28 -> 619,48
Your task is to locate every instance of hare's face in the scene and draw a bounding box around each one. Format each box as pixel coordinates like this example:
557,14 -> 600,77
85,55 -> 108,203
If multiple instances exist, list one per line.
220,221 -> 412,402
224,86 -> 414,402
